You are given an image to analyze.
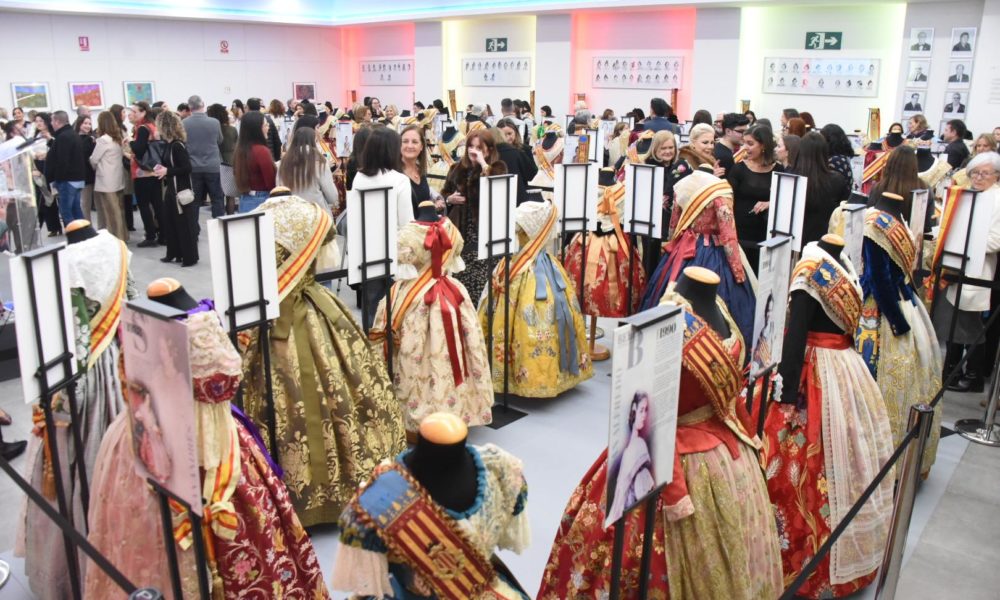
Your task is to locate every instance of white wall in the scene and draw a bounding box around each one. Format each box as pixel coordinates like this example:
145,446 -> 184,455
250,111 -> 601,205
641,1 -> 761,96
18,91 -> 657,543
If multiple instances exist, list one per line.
535,14 -> 573,116
343,23 -> 415,109
691,8 -> 741,117
736,3 -> 906,133
0,12 -> 342,112
441,15 -> 536,109
965,0 -> 999,135
415,21 -> 445,106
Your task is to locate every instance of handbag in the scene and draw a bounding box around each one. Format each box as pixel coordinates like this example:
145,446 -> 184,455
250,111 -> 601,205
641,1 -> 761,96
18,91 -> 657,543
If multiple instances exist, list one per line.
169,141 -> 195,207
137,139 -> 167,172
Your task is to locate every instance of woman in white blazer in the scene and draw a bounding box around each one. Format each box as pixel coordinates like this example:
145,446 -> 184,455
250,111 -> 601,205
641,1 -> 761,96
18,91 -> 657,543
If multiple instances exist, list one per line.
89,111 -> 128,241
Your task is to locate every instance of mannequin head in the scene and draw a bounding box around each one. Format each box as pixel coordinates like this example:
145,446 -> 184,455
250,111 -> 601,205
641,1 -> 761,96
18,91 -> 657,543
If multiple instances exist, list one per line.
65,219 -> 98,243
147,277 -> 198,310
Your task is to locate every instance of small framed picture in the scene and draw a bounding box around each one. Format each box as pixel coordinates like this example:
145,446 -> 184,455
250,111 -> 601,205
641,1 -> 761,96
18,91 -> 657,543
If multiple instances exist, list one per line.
908,27 -> 934,56
123,81 -> 155,106
11,82 -> 51,111
293,82 -> 316,102
68,81 -> 105,110
950,27 -> 976,54
946,59 -> 973,89
902,90 -> 925,114
906,60 -> 930,88
943,91 -> 968,116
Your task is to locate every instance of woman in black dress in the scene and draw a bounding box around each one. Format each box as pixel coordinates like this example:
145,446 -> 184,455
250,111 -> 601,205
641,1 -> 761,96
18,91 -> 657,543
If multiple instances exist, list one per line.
727,124 -> 783,272
400,124 -> 443,214
791,131 -> 852,246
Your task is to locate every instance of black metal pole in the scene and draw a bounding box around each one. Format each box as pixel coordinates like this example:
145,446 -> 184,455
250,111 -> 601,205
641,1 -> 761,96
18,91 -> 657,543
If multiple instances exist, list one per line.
64,379 -> 90,526
384,189 -> 394,382
360,189 -> 370,332
609,516 -> 626,600
154,488 -> 184,600
503,177 -> 511,409
41,394 -> 83,600
637,493 -> 658,599
188,512 -> 212,600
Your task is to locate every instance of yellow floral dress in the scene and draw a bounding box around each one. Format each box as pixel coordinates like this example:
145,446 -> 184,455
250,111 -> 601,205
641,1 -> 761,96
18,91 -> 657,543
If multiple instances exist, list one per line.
370,217 -> 495,430
479,200 -> 594,397
241,195 -> 406,527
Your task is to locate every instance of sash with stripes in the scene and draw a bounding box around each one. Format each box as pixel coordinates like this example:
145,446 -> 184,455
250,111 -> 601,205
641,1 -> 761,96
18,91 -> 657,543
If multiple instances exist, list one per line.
927,186 -> 967,301
534,145 -> 556,179
438,140 -> 456,166
862,150 -> 890,184
276,204 -> 332,302
87,240 -> 129,369
354,462 -> 497,600
598,183 -> 629,253
626,131 -> 654,165
732,147 -> 748,164
671,180 -> 733,241
865,209 -> 915,282
492,202 -> 558,292
791,257 -> 863,333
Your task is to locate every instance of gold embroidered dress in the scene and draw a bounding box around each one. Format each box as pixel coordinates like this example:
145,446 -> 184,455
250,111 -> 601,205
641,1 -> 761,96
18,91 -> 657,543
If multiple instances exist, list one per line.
479,200 -> 593,397
370,217 -> 494,430
241,195 -> 406,527
528,125 -> 565,190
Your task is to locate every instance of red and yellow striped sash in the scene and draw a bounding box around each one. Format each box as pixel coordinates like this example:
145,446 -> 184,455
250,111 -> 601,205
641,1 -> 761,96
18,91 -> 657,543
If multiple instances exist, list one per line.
277,206 -> 331,301
671,181 -> 733,241
87,241 -> 128,369
493,203 -> 558,291
733,147 -> 747,164
534,145 -> 555,179
927,186 -> 967,300
866,210 -> 916,278
862,151 -> 890,184
438,141 -> 455,166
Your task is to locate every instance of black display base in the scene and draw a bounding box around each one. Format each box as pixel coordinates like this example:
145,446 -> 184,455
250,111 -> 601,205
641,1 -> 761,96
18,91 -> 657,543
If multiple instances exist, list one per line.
487,403 -> 528,429
0,440 -> 27,461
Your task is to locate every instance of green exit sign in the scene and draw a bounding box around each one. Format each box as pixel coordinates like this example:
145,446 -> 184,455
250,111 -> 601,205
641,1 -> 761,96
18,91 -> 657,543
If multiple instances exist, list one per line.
486,37 -> 508,52
806,31 -> 842,50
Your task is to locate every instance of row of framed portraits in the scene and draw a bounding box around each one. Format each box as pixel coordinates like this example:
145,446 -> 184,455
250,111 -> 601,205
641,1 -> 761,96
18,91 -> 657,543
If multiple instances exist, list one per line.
900,90 -> 969,118
461,55 -> 532,87
359,60 -> 414,87
11,81 -> 155,111
907,26 -> 977,57
762,57 -> 880,97
591,55 -> 685,90
905,59 -> 973,90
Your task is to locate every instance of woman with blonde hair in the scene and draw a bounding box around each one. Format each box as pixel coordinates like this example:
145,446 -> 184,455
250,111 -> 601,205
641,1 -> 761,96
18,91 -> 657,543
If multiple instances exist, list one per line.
151,110 -> 197,266
678,123 -> 725,177
88,111 -> 128,240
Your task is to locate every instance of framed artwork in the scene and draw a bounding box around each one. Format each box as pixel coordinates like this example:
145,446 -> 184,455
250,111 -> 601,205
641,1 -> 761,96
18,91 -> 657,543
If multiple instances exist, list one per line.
906,60 -> 930,88
908,27 -> 934,57
293,82 -> 316,102
946,59 -> 973,90
763,57 -> 880,97
461,55 -> 531,87
942,91 -> 968,116
68,81 -> 104,110
123,81 -> 155,105
591,55 -> 684,90
360,58 -> 414,86
901,90 -> 926,114
950,27 -> 976,55
10,82 -> 51,111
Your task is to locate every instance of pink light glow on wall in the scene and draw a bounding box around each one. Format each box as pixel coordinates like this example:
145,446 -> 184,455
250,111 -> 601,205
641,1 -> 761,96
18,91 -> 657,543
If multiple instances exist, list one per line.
571,8 -> 697,119
340,23 -> 415,105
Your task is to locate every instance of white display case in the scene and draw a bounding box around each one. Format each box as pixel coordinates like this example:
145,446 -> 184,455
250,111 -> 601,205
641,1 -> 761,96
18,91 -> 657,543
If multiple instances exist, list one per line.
0,136 -> 40,254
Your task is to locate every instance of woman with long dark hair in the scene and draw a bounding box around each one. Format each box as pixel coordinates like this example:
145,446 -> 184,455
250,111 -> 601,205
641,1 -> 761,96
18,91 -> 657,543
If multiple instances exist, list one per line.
400,124 -> 443,214
31,112 -> 61,236
728,124 -> 783,270
89,111 -> 128,241
233,111 -> 275,213
820,123 -> 857,184
867,145 -> 931,228
277,127 -> 338,211
73,114 -> 97,221
127,101 -> 163,246
792,131 -> 851,245
152,110 -> 197,266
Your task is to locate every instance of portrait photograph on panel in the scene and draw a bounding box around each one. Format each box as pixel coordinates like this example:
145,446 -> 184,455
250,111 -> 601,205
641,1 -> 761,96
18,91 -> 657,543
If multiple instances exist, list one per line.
947,59 -> 973,89
950,27 -> 976,54
942,91 -> 968,116
908,27 -> 934,56
906,60 -> 930,87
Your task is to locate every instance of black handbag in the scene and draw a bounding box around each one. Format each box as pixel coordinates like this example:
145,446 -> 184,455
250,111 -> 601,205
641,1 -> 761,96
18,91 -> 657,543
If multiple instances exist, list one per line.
136,139 -> 167,172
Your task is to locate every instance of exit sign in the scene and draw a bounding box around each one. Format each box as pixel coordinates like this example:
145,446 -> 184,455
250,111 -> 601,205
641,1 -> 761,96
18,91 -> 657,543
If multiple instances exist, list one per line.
806,32 -> 842,50
486,37 -> 508,52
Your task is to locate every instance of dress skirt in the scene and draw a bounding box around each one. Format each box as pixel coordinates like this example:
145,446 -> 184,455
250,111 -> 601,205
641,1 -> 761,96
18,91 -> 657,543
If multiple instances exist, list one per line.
538,443 -> 782,599
563,231 -> 646,318
761,333 -> 894,599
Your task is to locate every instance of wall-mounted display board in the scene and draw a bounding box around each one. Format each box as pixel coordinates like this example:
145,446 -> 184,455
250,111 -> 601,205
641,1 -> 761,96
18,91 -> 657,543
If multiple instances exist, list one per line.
360,58 -> 414,86
592,56 -> 684,90
763,57 -> 880,97
462,55 -> 531,87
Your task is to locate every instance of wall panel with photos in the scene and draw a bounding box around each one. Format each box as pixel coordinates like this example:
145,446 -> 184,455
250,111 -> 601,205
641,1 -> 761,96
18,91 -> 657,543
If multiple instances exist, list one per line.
899,18 -> 979,126
360,58 -> 414,86
461,55 -> 532,87
591,55 -> 684,90
762,57 -> 880,97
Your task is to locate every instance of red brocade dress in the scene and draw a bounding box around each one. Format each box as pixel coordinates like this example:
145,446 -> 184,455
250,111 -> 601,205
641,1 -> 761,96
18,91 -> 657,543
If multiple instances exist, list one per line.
563,181 -> 647,317
538,293 -> 782,600
762,242 -> 894,599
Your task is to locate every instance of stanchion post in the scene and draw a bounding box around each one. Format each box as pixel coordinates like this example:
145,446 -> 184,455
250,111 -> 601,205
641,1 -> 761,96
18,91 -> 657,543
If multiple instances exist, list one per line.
955,340 -> 1000,446
874,404 -> 935,600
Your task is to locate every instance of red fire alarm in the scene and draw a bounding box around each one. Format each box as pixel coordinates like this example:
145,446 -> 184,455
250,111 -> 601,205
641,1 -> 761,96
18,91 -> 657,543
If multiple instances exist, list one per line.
78,36 -> 90,52
220,40 -> 229,54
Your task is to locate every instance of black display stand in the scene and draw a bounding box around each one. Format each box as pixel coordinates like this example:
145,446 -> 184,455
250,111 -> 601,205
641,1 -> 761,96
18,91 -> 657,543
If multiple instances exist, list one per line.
625,163 -> 661,313
351,186 -> 396,381
481,174 -> 527,428
557,163 -> 595,309
929,188 -> 983,348
769,172 -> 805,262
608,304 -> 681,600
217,213 -> 278,463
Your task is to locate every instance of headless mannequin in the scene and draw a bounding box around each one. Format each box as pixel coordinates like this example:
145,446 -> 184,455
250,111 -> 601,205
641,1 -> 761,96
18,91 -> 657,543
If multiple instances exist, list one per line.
403,413 -> 478,513
873,191 -> 904,220
541,131 -> 558,151
415,200 -> 440,223
635,137 -> 652,155
441,126 -> 458,144
673,268 -> 731,338
65,219 -> 98,244
147,277 -> 199,311
778,235 -> 847,403
598,167 -> 616,188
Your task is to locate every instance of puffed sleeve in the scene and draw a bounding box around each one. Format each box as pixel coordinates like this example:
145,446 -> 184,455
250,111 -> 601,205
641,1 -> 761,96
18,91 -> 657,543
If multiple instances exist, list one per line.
480,443 -> 531,554
713,196 -> 747,283
330,504 -> 394,598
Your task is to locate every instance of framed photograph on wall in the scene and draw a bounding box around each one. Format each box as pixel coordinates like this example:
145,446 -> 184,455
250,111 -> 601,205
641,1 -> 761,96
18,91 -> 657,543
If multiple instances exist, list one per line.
461,55 -> 531,87
591,55 -> 684,90
123,81 -> 155,105
68,81 -> 104,110
762,57 -> 879,97
11,82 -> 51,111
906,60 -> 930,88
360,58 -> 414,86
946,59 -> 973,89
908,27 -> 934,56
943,91 -> 968,116
901,90 -> 925,114
293,82 -> 316,102
950,27 -> 976,55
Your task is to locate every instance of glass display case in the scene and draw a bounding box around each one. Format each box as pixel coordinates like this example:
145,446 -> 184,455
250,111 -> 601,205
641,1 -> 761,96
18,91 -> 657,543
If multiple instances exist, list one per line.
0,136 -> 40,254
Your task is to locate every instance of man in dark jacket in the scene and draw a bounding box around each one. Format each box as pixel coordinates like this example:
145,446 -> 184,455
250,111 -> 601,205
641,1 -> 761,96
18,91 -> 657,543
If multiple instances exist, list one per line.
46,110 -> 86,226
643,98 -> 680,135
247,97 -> 282,161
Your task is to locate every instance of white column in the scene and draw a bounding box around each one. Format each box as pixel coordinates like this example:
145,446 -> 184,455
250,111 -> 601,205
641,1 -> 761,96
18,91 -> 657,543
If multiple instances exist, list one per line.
535,14 -> 573,114
967,0 -> 998,135
691,7 -> 741,116
415,21 -> 444,106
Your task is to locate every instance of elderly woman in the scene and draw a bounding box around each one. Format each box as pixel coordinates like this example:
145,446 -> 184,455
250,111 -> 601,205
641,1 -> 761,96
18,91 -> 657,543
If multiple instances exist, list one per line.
934,151 -> 1000,393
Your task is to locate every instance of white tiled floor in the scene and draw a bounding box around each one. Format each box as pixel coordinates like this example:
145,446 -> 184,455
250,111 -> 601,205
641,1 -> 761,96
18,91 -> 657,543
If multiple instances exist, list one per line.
1,208 -> 998,599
